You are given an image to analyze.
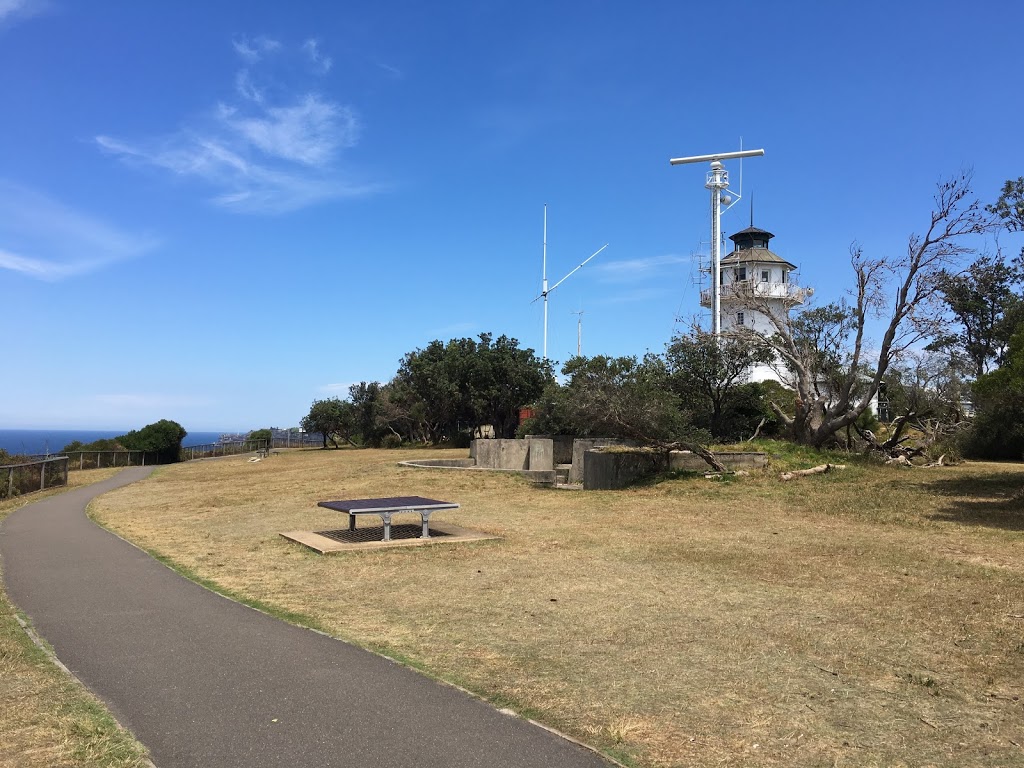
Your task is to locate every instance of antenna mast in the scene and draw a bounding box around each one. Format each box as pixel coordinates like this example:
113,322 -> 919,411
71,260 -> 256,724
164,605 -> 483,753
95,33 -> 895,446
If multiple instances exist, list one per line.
571,308 -> 584,356
532,207 -> 608,361
542,205 -> 549,360
669,148 -> 765,336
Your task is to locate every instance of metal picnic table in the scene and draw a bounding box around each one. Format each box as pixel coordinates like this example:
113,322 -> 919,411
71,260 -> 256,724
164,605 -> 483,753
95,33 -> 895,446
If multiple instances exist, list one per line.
317,496 -> 460,542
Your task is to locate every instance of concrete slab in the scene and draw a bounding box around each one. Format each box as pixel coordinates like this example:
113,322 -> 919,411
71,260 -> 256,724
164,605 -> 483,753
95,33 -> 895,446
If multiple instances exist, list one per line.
280,522 -> 501,554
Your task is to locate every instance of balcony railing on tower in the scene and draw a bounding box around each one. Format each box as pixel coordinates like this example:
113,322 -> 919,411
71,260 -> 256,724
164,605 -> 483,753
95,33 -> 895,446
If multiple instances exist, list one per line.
700,279 -> 811,307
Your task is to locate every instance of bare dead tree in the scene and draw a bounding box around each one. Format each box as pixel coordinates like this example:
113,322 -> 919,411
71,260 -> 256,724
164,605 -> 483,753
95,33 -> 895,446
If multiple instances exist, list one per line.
733,172 -> 990,448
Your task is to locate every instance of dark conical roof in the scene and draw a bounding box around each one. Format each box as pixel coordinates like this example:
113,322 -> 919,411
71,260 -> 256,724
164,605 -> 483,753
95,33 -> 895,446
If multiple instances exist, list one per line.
722,225 -> 796,269
728,225 -> 774,243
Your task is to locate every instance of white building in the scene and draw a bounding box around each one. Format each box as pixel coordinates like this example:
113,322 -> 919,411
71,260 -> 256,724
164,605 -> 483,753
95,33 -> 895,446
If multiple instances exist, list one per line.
700,224 -> 811,385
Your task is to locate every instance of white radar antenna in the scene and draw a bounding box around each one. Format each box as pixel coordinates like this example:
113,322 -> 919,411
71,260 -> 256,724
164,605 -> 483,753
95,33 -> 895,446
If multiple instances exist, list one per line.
669,147 -> 764,336
531,204 -> 608,360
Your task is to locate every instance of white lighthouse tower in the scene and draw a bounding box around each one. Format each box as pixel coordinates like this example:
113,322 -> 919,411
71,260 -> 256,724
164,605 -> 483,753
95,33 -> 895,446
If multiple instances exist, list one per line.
700,221 -> 812,384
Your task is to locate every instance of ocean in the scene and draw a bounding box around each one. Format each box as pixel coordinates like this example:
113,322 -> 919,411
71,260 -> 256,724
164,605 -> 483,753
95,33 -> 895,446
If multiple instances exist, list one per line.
0,429 -> 227,456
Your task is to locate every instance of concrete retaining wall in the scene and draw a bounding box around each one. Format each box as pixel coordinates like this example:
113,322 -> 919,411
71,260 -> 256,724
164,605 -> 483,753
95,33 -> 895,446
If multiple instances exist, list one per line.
569,438 -> 636,483
669,451 -> 768,471
399,458 -> 476,468
470,438 -> 555,472
583,449 -> 666,490
526,439 -> 553,471
472,439 -> 529,470
583,449 -> 769,489
525,435 -> 574,465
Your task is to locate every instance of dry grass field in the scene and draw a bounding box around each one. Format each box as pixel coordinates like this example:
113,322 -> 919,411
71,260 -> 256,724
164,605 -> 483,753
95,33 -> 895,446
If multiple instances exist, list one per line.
90,446 -> 1024,767
0,469 -> 151,768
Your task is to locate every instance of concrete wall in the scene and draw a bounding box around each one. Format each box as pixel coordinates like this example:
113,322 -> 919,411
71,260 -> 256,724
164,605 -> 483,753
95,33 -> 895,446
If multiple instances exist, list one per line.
400,458 -> 476,468
569,438 -> 635,483
525,435 -> 574,465
526,439 -> 553,471
668,451 -> 767,471
472,439 -> 529,470
471,438 -> 555,471
583,449 -> 769,489
583,449 -> 666,490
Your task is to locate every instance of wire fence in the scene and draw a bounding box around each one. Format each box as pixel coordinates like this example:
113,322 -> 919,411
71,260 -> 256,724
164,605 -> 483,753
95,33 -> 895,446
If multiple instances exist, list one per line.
1,437 -> 303,500
58,450 -> 160,471
269,435 -> 323,449
1,456 -> 69,500
179,439 -> 269,461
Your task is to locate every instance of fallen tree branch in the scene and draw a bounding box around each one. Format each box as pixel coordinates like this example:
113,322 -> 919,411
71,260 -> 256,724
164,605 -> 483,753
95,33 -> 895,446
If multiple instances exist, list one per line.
779,463 -> 847,481
746,417 -> 768,443
605,413 -> 728,473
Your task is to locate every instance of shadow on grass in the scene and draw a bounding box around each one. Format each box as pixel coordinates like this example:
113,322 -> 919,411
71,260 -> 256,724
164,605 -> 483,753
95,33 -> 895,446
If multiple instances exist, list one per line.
921,471 -> 1024,530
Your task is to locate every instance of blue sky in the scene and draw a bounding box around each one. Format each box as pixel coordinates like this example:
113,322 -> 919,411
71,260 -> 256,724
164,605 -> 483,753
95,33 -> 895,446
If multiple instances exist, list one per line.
2,0 -> 1022,432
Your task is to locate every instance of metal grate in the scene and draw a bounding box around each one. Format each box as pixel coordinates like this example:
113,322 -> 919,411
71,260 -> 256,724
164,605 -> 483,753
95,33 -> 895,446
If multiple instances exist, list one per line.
315,525 -> 452,543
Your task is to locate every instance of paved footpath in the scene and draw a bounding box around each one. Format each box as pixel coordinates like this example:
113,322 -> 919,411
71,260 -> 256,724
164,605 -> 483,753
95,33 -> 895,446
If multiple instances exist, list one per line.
1,468 -> 612,767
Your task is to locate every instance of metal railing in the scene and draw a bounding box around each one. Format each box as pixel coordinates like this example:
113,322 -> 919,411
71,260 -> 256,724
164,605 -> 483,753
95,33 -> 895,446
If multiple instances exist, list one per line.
58,450 -> 158,471
269,435 -> 322,448
1,456 -> 69,500
700,280 -> 811,307
36,440 -> 269,471
179,439 -> 269,461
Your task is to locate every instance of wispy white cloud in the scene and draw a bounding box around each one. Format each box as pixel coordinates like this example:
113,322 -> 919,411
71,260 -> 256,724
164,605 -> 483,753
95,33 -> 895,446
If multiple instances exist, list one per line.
0,0 -> 47,25
217,95 -> 357,165
234,69 -> 264,104
232,35 -> 280,63
97,37 -> 375,214
0,181 -> 158,281
302,38 -> 332,74
596,254 -> 687,283
374,60 -> 404,79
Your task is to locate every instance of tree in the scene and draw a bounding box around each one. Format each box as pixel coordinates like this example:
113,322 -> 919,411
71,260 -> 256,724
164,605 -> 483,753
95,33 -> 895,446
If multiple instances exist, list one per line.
528,354 -> 726,471
733,173 -> 989,447
664,328 -> 775,440
348,381 -> 392,447
395,339 -> 468,444
246,428 -> 272,442
987,177 -> 1024,234
930,254 -> 1023,378
118,419 -> 187,463
964,323 -> 1024,460
300,398 -> 355,448
861,351 -> 971,460
395,333 -> 551,442
467,333 -> 551,439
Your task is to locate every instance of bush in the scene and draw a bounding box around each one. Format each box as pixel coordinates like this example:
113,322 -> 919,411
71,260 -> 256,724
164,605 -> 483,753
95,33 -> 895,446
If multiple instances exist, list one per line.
380,433 -> 402,449
118,419 -> 188,464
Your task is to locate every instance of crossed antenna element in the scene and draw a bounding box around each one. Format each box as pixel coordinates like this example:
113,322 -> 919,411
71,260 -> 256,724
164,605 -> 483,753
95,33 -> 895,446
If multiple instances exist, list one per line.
531,204 -> 608,361
669,147 -> 764,337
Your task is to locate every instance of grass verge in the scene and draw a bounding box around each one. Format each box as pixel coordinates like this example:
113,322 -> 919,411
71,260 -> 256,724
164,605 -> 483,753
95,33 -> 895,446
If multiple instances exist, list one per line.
90,447 -> 1024,767
0,469 -> 151,768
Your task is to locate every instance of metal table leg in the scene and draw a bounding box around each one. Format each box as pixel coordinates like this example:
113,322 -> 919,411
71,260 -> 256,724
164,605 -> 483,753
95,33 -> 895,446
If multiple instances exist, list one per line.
380,511 -> 393,541
349,513 -> 356,532
419,510 -> 433,538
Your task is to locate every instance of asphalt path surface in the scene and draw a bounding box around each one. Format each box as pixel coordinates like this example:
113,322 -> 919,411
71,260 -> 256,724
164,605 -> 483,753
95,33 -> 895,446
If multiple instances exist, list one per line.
1,467 -> 612,767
